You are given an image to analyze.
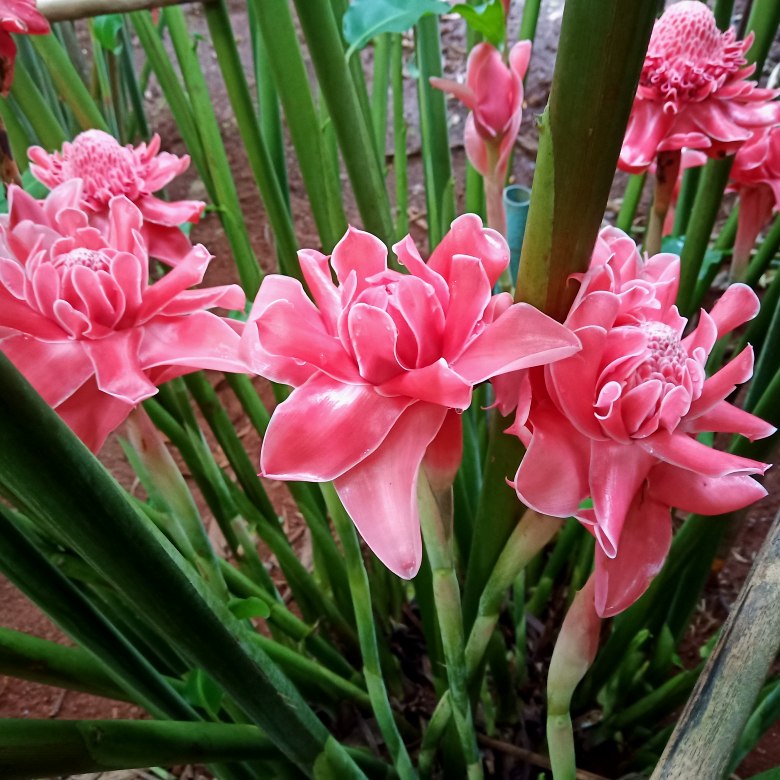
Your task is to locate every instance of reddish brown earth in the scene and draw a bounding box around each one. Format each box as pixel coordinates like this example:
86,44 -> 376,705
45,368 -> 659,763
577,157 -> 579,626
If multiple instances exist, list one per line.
1,1 -> 779,778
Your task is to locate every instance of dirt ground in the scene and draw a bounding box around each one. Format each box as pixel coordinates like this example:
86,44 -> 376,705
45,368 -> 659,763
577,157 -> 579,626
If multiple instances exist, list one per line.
1,0 -> 779,778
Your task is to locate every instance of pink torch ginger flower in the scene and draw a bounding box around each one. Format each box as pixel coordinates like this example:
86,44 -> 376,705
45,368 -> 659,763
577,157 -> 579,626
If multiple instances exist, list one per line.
0,0 -> 49,96
243,215 -> 580,578
431,41 -> 531,183
619,1 -> 778,174
509,227 -> 775,617
728,123 -> 780,276
0,181 -> 246,452
28,131 -> 205,265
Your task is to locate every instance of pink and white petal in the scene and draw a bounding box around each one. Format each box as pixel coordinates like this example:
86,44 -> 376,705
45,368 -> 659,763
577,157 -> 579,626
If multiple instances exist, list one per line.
348,303 -> 402,385
647,462 -> 768,516
261,375 -> 414,481
138,245 -> 212,321
70,265 -> 117,332
465,116 -> 490,177
82,329 -> 157,404
52,299 -> 89,339
392,234 -> 449,309
110,252 -> 145,323
330,226 -> 387,290
106,196 -> 145,254
136,194 -> 205,225
594,493 -> 671,618
378,359 -> 473,409
588,440 -> 655,558
639,429 -> 770,477
441,254 -> 491,363
155,285 -> 245,317
706,283 -> 760,337
423,408 -> 463,491
55,378 -> 136,454
618,102 -> 676,173
509,40 -> 532,82
299,248 -> 342,334
258,298 -> 360,383
138,310 -> 247,373
1,334 -> 92,407
684,399 -> 776,441
0,257 -> 26,299
428,213 -> 508,289
453,302 -> 580,384
429,76 -> 475,109
141,223 -> 197,266
335,402 -> 448,579
390,274 -> 445,367
513,403 -> 590,518
688,346 -> 754,417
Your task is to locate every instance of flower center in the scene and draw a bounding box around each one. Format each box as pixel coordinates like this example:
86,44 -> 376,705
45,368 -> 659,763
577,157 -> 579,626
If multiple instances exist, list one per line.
632,321 -> 687,385
640,1 -> 745,111
59,130 -> 142,209
53,247 -> 112,272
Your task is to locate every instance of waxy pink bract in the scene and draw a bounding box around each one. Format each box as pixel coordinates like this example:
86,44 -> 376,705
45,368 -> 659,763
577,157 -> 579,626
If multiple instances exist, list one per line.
0,181 -> 246,452
619,1 -> 778,174
0,0 -> 49,95
29,131 -> 205,265
243,214 -> 580,579
430,41 -> 531,182
510,227 -> 775,617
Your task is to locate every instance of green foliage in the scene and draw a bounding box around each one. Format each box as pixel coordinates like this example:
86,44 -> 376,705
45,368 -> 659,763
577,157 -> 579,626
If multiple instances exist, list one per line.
451,2 -> 506,48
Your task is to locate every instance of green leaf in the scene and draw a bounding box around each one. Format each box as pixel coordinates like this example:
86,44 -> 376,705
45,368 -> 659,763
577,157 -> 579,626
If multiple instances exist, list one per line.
228,596 -> 272,620
182,669 -> 224,718
92,14 -> 125,54
343,0 -> 451,55
451,1 -> 505,47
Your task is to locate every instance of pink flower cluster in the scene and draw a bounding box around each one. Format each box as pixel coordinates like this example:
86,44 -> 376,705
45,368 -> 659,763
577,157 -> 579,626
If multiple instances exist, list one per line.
507,227 -> 774,617
243,215 -> 579,577
0,0 -> 49,96
620,1 -> 778,173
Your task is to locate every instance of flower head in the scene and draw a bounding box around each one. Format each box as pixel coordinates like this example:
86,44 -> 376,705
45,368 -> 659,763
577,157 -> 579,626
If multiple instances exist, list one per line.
29,131 -> 205,264
243,214 -> 580,578
431,41 -> 531,181
510,227 -> 774,617
619,1 -> 778,173
0,0 -> 50,95
0,181 -> 245,452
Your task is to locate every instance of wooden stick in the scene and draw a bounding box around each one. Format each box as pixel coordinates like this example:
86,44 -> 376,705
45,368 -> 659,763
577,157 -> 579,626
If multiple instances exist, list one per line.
651,507 -> 780,779
37,0 -> 212,24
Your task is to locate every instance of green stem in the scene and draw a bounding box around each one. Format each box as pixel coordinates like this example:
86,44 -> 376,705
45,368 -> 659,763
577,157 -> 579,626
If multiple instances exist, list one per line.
162,7 -> 262,296
676,157 -> 734,316
0,100 -> 29,169
7,62 -> 67,149
415,14 -> 456,249
292,0 -> 393,244
516,0 -> 657,320
31,34 -> 108,132
203,0 -> 299,282
671,166 -> 702,237
713,0 -> 736,29
391,33 -> 409,239
518,0 -> 543,45
249,0 -> 347,250
321,484 -> 417,780
119,23 -> 149,139
744,0 -> 780,75
645,150 -> 681,256
615,173 -> 646,234
742,213 -> 780,287
371,33 -> 391,157
417,474 -> 482,780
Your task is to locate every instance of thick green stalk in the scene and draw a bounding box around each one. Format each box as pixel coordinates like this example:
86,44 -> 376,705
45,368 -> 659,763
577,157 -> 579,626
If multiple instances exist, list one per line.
651,509 -> 780,779
714,0 -> 736,29
321,484 -> 417,780
0,99 -> 30,168
7,62 -> 67,149
676,157 -> 733,315
0,719 -> 278,779
119,23 -> 149,139
518,0 -> 543,45
745,291 -> 780,410
248,1 -> 289,210
742,214 -> 780,288
516,0 -> 657,320
0,628 -> 128,702
744,0 -> 780,75
616,173 -> 646,234
162,7 -> 262,296
203,0 -> 299,281
30,34 -> 108,132
250,0 -> 346,250
89,23 -> 119,137
671,166 -> 702,237
371,33 -> 391,157
415,14 -> 455,249
292,0 -> 393,244
391,33 -> 409,238
417,475 -> 482,780
714,207 -> 739,251
0,355 -> 366,778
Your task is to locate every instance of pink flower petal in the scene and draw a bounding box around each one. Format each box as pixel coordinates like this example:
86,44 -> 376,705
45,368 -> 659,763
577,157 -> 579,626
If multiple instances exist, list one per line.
335,402 -> 447,579
705,283 -> 760,337
441,254 -> 491,362
378,358 -> 473,409
347,303 -> 402,384
685,399 -> 776,441
453,302 -> 580,384
594,492 -> 671,618
82,330 -> 157,403
330,226 -> 387,290
647,462 -> 768,515
423,408 -> 463,490
261,375 -> 414,481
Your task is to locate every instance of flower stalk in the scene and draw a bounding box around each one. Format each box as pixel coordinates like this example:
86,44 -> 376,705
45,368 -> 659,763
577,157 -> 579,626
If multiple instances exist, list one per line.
645,150 -> 681,255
